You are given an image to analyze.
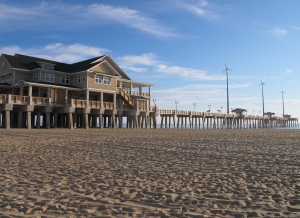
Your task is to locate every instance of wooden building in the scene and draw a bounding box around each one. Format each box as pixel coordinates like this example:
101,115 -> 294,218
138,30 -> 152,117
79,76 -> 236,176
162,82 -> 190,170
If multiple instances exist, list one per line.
0,53 -> 157,129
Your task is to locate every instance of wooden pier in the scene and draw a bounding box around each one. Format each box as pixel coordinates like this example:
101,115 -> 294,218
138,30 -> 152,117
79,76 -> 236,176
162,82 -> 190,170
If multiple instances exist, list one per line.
158,109 -> 298,129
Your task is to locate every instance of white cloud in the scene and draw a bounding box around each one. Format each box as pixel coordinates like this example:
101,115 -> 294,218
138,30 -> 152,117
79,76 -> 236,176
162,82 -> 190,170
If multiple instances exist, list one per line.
271,27 -> 288,37
117,53 -> 161,73
0,2 -> 177,38
87,4 -> 177,38
156,64 -> 225,80
0,43 -> 109,63
175,0 -> 220,20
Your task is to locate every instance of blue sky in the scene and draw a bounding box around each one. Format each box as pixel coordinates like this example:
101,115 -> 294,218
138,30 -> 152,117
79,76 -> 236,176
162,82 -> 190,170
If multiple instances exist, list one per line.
1,0 -> 300,117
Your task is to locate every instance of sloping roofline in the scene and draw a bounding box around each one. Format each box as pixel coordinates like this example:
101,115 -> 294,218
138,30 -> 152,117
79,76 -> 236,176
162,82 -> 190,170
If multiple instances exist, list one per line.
0,53 -> 132,80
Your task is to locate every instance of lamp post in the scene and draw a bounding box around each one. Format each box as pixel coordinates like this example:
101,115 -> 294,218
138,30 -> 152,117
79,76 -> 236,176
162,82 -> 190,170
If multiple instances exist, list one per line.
175,101 -> 178,112
208,105 -> 211,111
193,103 -> 196,111
253,110 -> 255,116
280,90 -> 285,117
153,99 -> 156,113
259,111 -> 261,116
220,106 -> 223,113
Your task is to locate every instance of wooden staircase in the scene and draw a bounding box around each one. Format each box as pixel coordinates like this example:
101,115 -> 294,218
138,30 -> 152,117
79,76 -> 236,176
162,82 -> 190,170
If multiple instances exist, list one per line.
117,88 -> 135,109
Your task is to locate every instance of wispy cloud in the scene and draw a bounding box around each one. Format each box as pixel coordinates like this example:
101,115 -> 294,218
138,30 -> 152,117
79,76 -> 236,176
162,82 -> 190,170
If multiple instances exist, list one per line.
285,68 -> 292,76
117,53 -> 161,72
117,53 -> 224,80
0,43 -> 109,63
151,83 -> 251,110
292,26 -> 300,30
271,26 -> 288,37
0,2 -> 176,38
156,64 -> 225,80
87,4 -> 177,38
175,0 -> 221,20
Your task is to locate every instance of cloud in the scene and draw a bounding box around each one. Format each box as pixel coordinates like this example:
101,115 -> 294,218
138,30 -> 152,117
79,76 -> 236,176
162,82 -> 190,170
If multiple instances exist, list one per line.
175,0 -> 220,20
87,4 -> 177,38
285,68 -> 292,76
156,64 -> 225,80
292,26 -> 300,30
271,27 -> 288,37
0,2 -> 176,38
0,43 -> 109,63
151,83 -> 252,110
117,52 -> 224,80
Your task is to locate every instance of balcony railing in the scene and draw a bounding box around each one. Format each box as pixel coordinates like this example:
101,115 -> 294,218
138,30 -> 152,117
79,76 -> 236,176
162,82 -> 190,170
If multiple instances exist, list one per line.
11,95 -> 29,104
32,97 -> 48,106
0,94 -> 6,104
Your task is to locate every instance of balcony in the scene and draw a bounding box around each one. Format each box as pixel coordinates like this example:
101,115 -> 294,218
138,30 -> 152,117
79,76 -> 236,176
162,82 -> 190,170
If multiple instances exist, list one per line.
0,94 -> 114,110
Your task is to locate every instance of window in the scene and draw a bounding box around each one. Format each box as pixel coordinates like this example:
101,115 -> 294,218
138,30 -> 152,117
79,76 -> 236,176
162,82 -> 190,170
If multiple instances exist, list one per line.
41,63 -> 54,70
45,73 -> 54,82
104,77 -> 111,85
33,73 -> 39,81
6,74 -> 11,82
1,61 -> 6,69
82,75 -> 86,83
1,76 -> 5,83
77,75 -> 81,83
61,76 -> 70,84
95,74 -> 102,84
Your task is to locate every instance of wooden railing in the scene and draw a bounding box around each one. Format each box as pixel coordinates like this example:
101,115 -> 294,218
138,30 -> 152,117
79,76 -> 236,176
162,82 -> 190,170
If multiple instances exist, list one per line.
32,97 -> 48,105
11,95 -> 29,104
117,88 -> 134,108
103,102 -> 114,109
0,94 -> 7,104
73,99 -> 87,107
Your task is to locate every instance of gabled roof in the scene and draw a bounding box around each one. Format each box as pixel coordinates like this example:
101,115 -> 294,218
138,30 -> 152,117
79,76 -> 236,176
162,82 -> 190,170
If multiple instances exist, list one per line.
1,53 -> 131,80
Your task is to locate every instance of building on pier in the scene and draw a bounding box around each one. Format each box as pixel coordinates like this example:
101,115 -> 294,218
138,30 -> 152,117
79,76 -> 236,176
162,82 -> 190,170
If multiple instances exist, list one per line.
0,53 -> 157,129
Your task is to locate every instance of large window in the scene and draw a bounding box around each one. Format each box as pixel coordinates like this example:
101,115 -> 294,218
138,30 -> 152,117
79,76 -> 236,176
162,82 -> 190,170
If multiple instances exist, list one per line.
33,73 -> 39,81
77,75 -> 81,83
82,75 -> 86,83
103,77 -> 111,85
61,76 -> 70,84
45,73 -> 54,82
95,74 -> 102,84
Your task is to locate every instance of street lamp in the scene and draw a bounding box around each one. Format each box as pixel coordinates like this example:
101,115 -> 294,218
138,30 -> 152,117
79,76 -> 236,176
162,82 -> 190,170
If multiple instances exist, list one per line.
280,90 -> 285,117
208,105 -> 211,111
253,110 -> 255,116
153,99 -> 156,113
193,103 -> 196,111
259,111 -> 261,116
175,101 -> 178,111
220,106 -> 223,113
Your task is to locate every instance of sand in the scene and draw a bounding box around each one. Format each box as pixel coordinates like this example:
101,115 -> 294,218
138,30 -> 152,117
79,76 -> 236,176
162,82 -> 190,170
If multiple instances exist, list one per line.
0,128 -> 300,217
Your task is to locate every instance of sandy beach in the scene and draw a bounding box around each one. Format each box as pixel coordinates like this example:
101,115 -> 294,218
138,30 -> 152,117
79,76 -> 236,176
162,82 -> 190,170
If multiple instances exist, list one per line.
0,128 -> 300,217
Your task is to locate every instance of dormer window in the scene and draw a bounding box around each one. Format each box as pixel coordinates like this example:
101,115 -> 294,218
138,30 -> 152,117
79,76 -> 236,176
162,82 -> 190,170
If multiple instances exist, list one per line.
37,62 -> 55,70
42,63 -> 54,70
